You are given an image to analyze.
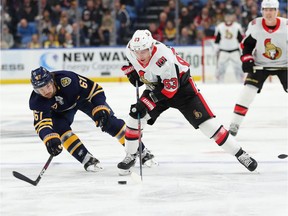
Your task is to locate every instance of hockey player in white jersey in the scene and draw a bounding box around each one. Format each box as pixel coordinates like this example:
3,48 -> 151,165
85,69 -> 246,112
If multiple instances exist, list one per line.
214,9 -> 244,82
117,29 -> 258,175
229,0 -> 287,136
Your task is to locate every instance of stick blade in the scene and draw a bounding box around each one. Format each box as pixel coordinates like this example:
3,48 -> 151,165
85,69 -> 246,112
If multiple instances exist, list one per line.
12,171 -> 37,186
131,172 -> 142,184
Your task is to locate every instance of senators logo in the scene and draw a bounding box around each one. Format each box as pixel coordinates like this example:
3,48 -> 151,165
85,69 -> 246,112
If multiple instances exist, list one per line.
262,38 -> 282,60
225,29 -> 233,39
193,109 -> 202,119
61,77 -> 71,87
138,70 -> 149,84
138,70 -> 157,86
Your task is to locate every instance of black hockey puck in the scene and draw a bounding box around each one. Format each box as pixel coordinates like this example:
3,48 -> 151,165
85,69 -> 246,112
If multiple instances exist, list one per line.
278,154 -> 288,159
118,181 -> 127,185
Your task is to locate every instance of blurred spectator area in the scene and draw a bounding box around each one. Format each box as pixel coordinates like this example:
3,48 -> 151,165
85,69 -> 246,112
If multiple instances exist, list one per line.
1,0 -> 287,49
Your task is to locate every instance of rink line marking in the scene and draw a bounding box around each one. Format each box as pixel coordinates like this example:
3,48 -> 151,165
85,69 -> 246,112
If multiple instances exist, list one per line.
1,160 -> 286,167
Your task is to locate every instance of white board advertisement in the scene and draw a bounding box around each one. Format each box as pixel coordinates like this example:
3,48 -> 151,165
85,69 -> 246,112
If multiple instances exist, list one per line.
0,46 -> 210,82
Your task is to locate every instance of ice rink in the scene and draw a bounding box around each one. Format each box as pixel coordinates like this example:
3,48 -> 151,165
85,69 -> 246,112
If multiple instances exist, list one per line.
1,81 -> 287,216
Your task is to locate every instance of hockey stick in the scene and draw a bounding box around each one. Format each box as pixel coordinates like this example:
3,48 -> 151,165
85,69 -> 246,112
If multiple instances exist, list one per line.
136,80 -> 143,181
278,154 -> 288,159
253,66 -> 288,73
12,155 -> 53,186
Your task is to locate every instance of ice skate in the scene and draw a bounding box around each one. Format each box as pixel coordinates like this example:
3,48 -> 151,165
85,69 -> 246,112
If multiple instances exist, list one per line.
141,148 -> 158,167
117,153 -> 137,175
84,155 -> 103,172
235,148 -> 257,171
229,123 -> 239,136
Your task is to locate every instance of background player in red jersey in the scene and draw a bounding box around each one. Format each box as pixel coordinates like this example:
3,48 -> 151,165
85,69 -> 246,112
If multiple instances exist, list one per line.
117,29 -> 258,175
29,67 -> 155,171
229,0 -> 287,136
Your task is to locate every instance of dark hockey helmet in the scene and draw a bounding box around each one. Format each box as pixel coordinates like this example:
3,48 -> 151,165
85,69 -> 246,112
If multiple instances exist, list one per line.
224,8 -> 235,15
31,66 -> 53,90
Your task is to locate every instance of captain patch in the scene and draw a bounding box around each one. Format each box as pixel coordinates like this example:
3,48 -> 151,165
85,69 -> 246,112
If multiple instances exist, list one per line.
61,77 -> 71,87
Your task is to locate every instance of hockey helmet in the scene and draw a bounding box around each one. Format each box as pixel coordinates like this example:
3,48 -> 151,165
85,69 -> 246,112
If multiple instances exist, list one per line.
129,30 -> 155,52
224,8 -> 235,24
261,0 -> 279,9
31,66 -> 53,90
224,8 -> 235,15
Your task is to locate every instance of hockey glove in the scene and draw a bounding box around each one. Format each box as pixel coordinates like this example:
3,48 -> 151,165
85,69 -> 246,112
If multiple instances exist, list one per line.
241,54 -> 255,74
121,63 -> 143,87
44,133 -> 63,156
130,101 -> 147,119
92,105 -> 110,128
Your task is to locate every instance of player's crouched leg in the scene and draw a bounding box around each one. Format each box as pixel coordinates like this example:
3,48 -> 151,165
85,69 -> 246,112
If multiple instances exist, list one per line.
61,130 -> 103,172
199,118 -> 257,171
117,114 -> 157,176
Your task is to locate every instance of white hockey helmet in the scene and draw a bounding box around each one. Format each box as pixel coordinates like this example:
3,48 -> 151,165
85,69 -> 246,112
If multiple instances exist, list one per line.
261,0 -> 279,9
129,30 -> 155,52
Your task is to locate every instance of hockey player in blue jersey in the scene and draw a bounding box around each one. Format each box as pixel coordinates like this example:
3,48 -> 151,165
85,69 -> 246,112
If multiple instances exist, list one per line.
29,66 -> 155,171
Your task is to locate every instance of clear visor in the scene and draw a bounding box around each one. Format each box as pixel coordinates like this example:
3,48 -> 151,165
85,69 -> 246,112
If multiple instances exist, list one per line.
133,48 -> 151,62
34,80 -> 54,94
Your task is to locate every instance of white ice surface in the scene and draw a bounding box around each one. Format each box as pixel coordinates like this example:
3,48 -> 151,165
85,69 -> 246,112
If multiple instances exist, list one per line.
0,82 -> 287,216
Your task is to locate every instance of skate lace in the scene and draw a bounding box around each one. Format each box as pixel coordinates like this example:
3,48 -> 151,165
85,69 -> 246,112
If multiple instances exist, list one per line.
123,154 -> 135,164
140,149 -> 149,158
238,153 -> 253,167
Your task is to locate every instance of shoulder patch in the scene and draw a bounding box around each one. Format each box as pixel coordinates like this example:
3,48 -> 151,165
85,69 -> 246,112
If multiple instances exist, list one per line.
61,77 -> 71,87
156,56 -> 167,67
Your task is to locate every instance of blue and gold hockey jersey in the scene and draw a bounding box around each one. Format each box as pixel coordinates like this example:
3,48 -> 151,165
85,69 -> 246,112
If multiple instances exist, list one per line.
29,70 -> 106,141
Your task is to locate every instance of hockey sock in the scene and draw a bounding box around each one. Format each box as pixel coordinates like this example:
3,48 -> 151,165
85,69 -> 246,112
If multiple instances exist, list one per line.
124,126 -> 140,154
231,84 -> 258,125
61,130 -> 89,163
114,124 -> 126,146
213,128 -> 240,155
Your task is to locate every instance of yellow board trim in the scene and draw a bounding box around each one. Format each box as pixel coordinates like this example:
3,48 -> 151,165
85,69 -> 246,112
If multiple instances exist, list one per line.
0,76 -> 202,85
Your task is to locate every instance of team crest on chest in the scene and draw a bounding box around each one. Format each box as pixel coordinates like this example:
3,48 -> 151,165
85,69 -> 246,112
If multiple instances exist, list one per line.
225,29 -> 233,39
262,38 -> 282,60
61,77 -> 71,87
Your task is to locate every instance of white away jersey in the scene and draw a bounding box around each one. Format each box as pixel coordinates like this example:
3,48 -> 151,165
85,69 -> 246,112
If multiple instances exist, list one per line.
125,41 -> 190,98
214,22 -> 243,50
244,17 -> 288,67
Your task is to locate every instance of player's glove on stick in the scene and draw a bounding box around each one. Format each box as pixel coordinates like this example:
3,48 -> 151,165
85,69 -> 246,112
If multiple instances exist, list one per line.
121,62 -> 143,87
44,133 -> 63,156
92,105 -> 110,128
241,54 -> 255,74
130,102 -> 147,119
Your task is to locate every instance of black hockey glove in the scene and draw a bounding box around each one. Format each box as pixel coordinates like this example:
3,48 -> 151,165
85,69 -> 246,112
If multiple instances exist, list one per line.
241,54 -> 255,74
129,101 -> 147,119
121,63 -> 144,87
92,105 -> 110,128
44,134 -> 63,156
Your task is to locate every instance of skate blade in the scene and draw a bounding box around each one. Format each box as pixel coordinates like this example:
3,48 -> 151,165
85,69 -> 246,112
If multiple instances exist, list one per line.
118,169 -> 131,176
86,163 -> 104,172
143,159 -> 159,168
